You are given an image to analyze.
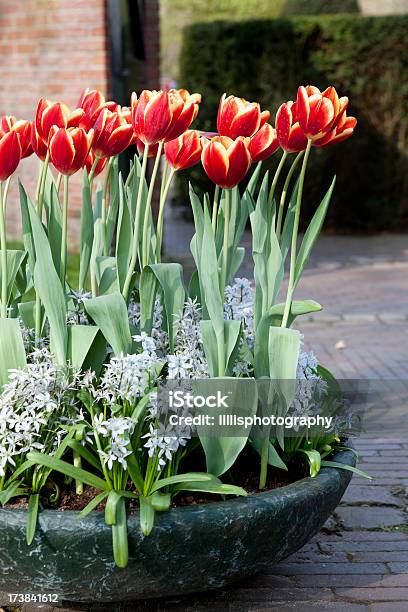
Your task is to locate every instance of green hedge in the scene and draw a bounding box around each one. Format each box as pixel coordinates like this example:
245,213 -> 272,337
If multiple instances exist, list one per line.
281,0 -> 359,15
179,15 -> 408,232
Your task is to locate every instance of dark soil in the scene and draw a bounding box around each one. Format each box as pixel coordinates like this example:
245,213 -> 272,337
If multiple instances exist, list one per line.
5,447 -> 309,512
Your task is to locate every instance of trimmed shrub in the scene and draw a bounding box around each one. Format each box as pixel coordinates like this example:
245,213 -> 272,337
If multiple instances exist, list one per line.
179,15 -> 408,232
281,0 -> 359,15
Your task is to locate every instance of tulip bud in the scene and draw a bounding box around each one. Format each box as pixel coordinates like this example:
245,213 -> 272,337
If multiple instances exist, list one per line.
0,116 -> 33,158
296,85 -> 349,141
92,107 -> 134,158
131,89 -> 201,145
35,98 -> 85,145
31,125 -> 48,161
77,88 -> 118,131
275,102 -> 308,153
217,93 -> 270,139
165,130 -> 202,171
49,127 -> 93,176
85,149 -> 108,177
201,135 -> 252,189
0,130 -> 22,181
249,123 -> 279,162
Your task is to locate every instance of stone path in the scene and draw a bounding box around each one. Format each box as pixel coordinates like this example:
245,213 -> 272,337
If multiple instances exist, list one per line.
3,228 -> 408,611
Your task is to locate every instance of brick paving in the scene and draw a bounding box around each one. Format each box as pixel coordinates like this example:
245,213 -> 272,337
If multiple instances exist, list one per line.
3,227 -> 408,611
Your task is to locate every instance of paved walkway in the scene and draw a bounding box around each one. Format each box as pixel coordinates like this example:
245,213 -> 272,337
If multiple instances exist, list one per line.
4,224 -> 408,611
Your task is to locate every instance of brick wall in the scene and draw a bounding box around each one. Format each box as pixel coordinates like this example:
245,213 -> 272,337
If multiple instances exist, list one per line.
0,0 -> 161,247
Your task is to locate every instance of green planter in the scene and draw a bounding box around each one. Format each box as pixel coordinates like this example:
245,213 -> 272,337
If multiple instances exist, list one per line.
0,447 -> 355,604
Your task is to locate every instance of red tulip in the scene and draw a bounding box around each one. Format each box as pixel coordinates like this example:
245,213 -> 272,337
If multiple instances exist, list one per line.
0,130 -> 22,181
217,93 -> 270,139
48,126 -> 93,176
275,102 -> 308,153
31,125 -> 48,161
77,88 -> 117,131
0,116 -> 33,158
85,149 -> 108,177
201,135 -> 252,189
313,111 -> 357,148
92,107 -> 134,158
296,85 -> 349,140
35,98 -> 85,145
165,130 -> 202,171
249,123 -> 279,162
164,89 -> 201,142
131,89 -> 201,146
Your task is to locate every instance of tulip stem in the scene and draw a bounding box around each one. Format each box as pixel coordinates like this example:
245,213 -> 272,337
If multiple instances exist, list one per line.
0,182 -> 8,318
35,154 -> 50,343
2,177 -> 11,212
142,140 -> 163,267
281,139 -> 312,329
156,167 -> 175,263
102,157 -> 114,256
212,185 -> 220,235
220,188 -> 231,297
36,152 -> 50,218
268,150 -> 287,207
88,156 -> 100,184
160,161 -> 169,200
56,173 -> 62,194
60,175 -> 69,285
122,144 -> 150,302
276,151 -> 304,242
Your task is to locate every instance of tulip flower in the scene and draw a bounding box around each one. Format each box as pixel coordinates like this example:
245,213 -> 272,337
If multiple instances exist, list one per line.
296,85 -> 349,141
131,89 -> 201,146
85,149 -> 108,177
201,135 -> 252,189
31,125 -> 48,161
0,116 -> 33,158
249,123 -> 279,162
77,88 -> 117,131
217,94 -> 270,139
35,98 -> 85,145
0,130 -> 22,182
165,130 -> 202,171
92,107 -> 134,158
275,102 -> 308,153
313,111 -> 357,148
48,126 -> 93,176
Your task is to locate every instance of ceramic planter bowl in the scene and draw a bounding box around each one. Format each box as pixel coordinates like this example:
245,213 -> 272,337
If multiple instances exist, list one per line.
0,446 -> 355,604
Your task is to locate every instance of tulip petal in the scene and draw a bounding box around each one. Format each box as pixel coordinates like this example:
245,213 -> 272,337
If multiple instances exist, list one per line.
0,131 -> 22,181
296,86 -> 310,133
201,139 -> 229,187
49,128 -> 76,175
225,138 -> 251,188
307,96 -> 334,136
229,105 -> 261,139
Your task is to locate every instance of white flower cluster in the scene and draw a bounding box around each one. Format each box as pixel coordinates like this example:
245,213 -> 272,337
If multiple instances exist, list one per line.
225,278 -> 255,376
0,348 -> 79,478
291,350 -> 328,419
95,349 -> 164,404
93,415 -> 135,470
169,298 -> 209,380
143,420 -> 190,471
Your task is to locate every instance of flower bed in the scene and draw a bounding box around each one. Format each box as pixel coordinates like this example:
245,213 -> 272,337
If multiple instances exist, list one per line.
0,85 -> 365,580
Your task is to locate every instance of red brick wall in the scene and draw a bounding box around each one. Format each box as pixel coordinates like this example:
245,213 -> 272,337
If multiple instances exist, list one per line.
0,0 -> 161,247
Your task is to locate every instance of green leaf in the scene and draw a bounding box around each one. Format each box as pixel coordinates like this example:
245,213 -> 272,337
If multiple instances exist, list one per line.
321,460 -> 372,479
27,199 -> 67,364
195,378 -> 258,476
0,318 -> 27,388
79,171 -> 94,290
84,292 -> 132,356
26,493 -> 39,545
139,265 -> 157,335
18,181 -> 36,273
0,250 -> 27,306
17,300 -> 36,330
150,472 -> 212,493
251,439 -> 288,470
97,256 -> 118,295
67,325 -> 102,370
106,158 -> 119,252
116,174 -> 133,293
145,263 -> 186,351
66,439 -> 101,471
105,490 -> 122,525
139,496 -> 155,536
111,496 -> 128,567
27,451 -> 108,490
150,491 -> 171,511
174,479 -> 247,496
254,300 -> 322,377
77,491 -> 108,519
300,449 -> 321,477
126,453 -> 145,494
294,176 -> 336,287
44,180 -> 63,278
0,480 -> 26,506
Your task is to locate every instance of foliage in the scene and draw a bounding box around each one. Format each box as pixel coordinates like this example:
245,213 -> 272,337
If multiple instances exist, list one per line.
180,15 -> 408,231
281,0 -> 359,15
